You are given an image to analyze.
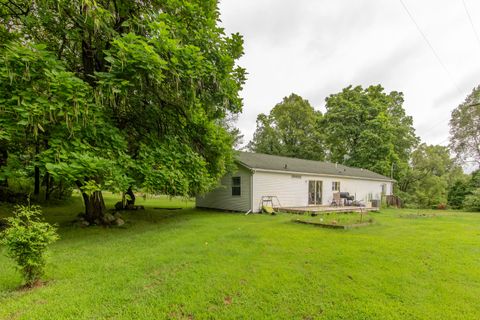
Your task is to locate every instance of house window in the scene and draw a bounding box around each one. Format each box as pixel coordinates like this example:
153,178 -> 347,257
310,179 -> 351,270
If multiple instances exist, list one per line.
332,181 -> 340,191
232,177 -> 241,196
381,184 -> 387,195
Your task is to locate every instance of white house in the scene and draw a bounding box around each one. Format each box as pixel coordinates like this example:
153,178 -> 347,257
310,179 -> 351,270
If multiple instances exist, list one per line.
196,152 -> 394,212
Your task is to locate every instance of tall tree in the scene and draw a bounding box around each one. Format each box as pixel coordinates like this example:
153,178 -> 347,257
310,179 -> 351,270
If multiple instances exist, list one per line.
447,176 -> 471,209
323,85 -> 418,178
0,0 -> 245,223
0,42 -> 129,207
248,93 -> 325,160
449,86 -> 480,168
397,144 -> 463,208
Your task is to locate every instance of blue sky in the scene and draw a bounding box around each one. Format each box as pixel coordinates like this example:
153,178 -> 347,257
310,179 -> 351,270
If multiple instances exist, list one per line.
219,0 -> 480,148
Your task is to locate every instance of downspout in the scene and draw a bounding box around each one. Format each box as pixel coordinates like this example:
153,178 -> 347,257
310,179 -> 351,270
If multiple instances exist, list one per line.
250,169 -> 255,213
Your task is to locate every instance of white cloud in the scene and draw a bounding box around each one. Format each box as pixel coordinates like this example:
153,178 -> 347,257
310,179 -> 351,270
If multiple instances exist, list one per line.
218,0 -> 480,148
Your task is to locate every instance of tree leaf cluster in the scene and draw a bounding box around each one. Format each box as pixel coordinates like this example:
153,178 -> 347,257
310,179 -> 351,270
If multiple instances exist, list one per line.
323,85 -> 418,178
449,86 -> 480,167
397,144 -> 464,208
248,93 -> 325,161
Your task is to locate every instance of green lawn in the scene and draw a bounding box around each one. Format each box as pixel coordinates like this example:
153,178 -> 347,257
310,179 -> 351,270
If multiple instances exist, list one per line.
1,195 -> 480,319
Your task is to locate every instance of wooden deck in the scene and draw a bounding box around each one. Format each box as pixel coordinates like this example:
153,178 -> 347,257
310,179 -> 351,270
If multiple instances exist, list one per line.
276,206 -> 379,214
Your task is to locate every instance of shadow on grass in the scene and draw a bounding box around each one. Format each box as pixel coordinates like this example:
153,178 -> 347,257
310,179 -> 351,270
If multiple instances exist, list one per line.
50,205 -> 245,244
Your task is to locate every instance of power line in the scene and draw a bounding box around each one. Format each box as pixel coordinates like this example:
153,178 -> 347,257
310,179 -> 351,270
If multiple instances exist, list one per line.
421,103 -> 479,133
461,0 -> 480,50
422,103 -> 480,141
422,116 -> 450,133
399,0 -> 462,95
437,137 -> 450,146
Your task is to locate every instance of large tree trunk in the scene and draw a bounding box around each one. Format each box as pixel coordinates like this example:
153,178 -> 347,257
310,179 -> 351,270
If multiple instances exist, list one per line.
76,181 -> 106,224
33,143 -> 40,197
0,147 -> 7,187
34,166 -> 40,196
43,139 -> 51,201
81,190 -> 106,224
44,172 -> 51,201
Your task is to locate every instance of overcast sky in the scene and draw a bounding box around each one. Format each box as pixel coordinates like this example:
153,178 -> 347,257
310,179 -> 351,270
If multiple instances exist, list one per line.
218,0 -> 480,148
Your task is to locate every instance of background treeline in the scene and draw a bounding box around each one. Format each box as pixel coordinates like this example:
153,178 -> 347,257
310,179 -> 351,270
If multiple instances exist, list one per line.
248,86 -> 480,210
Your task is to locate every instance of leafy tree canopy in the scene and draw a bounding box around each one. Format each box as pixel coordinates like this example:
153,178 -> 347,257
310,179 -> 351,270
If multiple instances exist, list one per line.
0,0 -> 246,223
449,86 -> 480,168
248,93 -> 325,160
397,144 -> 463,208
463,188 -> 480,211
323,85 -> 418,178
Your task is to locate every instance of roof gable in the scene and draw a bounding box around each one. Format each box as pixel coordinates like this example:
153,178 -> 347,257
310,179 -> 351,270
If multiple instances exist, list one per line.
236,152 -> 393,182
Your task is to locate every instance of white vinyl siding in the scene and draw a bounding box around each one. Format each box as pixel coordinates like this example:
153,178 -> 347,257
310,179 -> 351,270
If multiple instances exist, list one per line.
195,165 -> 393,213
196,166 -> 251,212
251,170 -> 393,212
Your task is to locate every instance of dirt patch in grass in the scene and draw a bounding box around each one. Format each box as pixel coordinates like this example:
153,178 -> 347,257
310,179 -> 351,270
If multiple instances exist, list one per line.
17,280 -> 49,292
168,308 -> 194,320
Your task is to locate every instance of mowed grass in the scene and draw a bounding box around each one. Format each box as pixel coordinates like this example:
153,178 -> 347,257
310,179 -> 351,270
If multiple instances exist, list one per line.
1,195 -> 480,319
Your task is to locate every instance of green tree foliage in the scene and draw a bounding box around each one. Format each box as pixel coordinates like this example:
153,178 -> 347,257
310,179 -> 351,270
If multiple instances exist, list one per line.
323,85 -> 418,178
398,144 -> 463,208
1,204 -> 59,286
0,1 -> 24,44
449,170 -> 480,210
248,93 -> 325,160
0,42 -> 128,209
471,170 -> 480,189
0,42 -> 101,198
447,179 -> 471,209
463,188 -> 480,211
0,0 -> 245,222
138,139 -> 218,196
450,86 -> 480,167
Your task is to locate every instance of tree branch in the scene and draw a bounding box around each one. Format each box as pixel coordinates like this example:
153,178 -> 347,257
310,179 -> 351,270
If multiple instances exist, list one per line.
0,0 -> 30,17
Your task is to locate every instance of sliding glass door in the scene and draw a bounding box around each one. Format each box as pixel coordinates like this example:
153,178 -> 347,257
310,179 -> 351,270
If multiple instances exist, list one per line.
308,181 -> 322,205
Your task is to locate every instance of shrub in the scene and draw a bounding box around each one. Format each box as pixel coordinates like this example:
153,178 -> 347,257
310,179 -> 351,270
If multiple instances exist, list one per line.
463,188 -> 480,212
447,180 -> 470,209
0,205 -> 59,286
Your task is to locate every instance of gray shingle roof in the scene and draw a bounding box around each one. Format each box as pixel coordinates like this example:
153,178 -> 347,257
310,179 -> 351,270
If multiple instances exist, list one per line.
236,152 -> 393,182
